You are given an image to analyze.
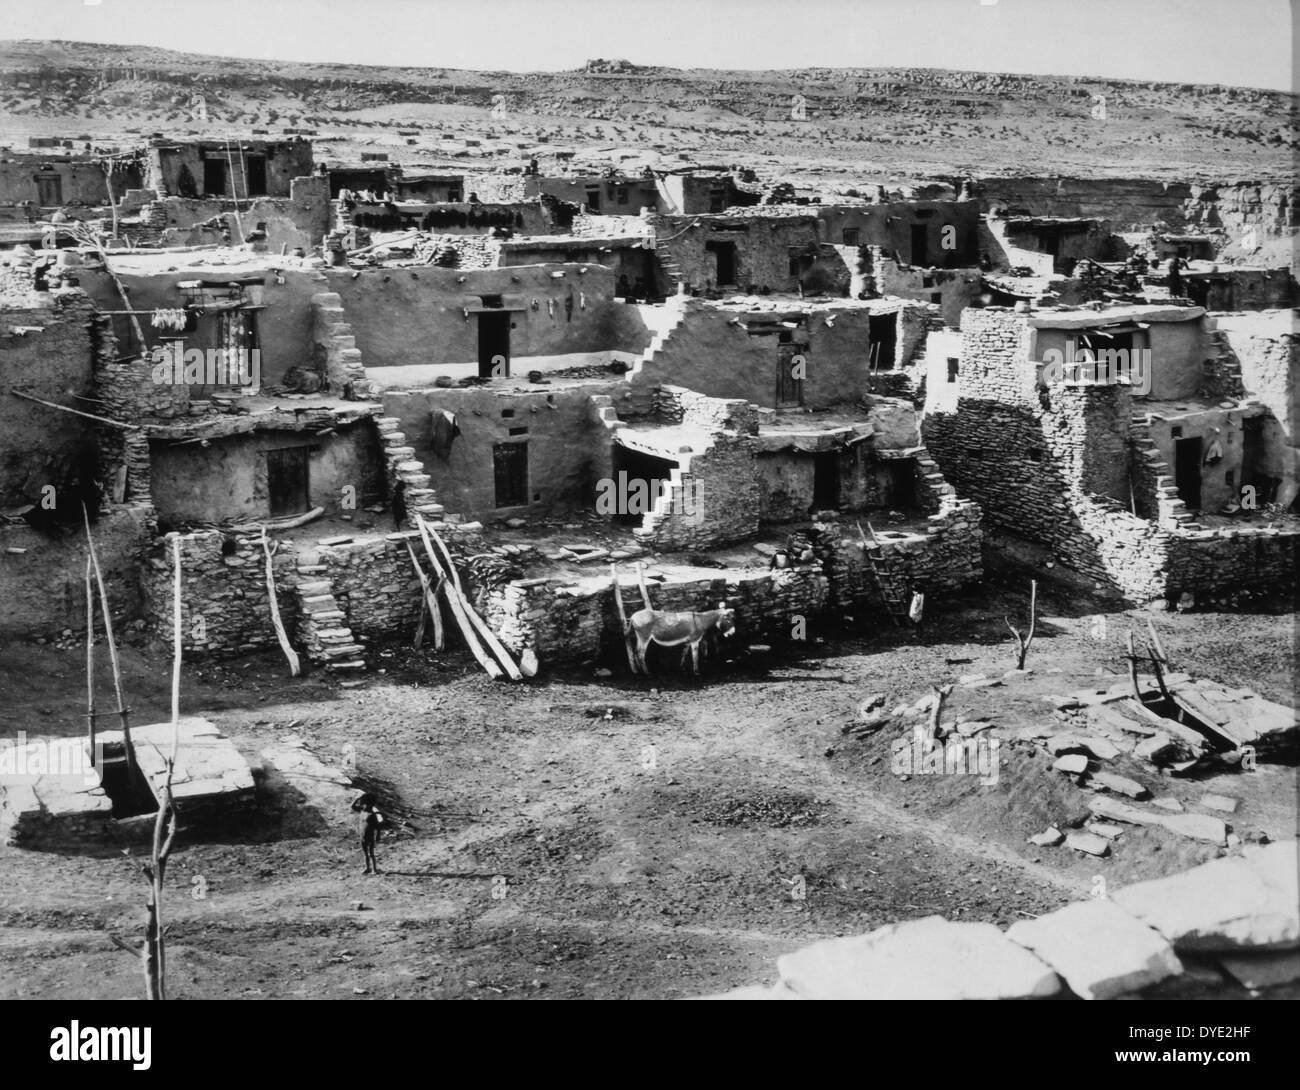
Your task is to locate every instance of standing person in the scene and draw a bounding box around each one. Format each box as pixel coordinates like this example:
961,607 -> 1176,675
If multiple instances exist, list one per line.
1167,251 -> 1186,298
351,793 -> 389,875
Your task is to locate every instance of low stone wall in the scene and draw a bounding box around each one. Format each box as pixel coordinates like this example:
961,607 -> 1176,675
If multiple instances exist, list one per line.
138,524 -> 482,658
485,565 -> 830,666
699,839 -> 1299,1000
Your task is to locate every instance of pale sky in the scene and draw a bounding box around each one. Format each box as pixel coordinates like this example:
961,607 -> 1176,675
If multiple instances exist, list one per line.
4,0 -> 1295,91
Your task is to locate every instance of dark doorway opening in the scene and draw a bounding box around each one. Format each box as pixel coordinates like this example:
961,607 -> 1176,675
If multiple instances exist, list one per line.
585,188 -> 601,212
245,154 -> 267,197
1242,417 -> 1265,495
705,241 -> 738,286
776,343 -> 805,407
493,442 -> 529,508
868,312 -> 898,370
1174,436 -> 1203,510
875,459 -> 917,510
98,743 -> 158,819
203,157 -> 227,196
910,223 -> 928,266
267,446 -> 311,518
812,451 -> 840,512
610,446 -> 677,526
478,311 -> 511,378
35,174 -> 63,206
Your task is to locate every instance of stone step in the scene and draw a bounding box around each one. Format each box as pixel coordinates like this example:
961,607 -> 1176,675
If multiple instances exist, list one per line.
308,610 -> 346,624
316,627 -> 354,640
386,446 -> 416,460
301,595 -> 337,610
325,659 -> 367,671
400,473 -> 432,489
414,503 -> 445,516
323,643 -> 367,657
395,460 -> 424,474
376,417 -> 401,429
295,564 -> 327,574
295,580 -> 332,596
405,488 -> 438,503
381,431 -> 408,445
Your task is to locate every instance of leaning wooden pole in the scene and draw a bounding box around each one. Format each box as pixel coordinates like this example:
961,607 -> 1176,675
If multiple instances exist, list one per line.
84,556 -> 97,756
83,503 -> 136,781
414,519 -> 502,679
420,519 -> 523,680
260,527 -> 300,677
405,539 -> 445,652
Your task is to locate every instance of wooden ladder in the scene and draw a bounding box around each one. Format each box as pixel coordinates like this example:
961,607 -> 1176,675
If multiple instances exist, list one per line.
857,521 -> 910,627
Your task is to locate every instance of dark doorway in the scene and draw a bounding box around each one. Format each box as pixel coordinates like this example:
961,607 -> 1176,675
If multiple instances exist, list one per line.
874,459 -> 917,510
868,312 -> 898,370
705,241 -> 738,286
478,311 -> 511,378
585,188 -> 601,212
35,174 -> 63,206
493,442 -> 528,508
245,154 -> 267,196
610,446 -> 677,526
910,224 -> 928,266
1241,417 -> 1268,498
98,743 -> 158,819
1174,436 -> 1203,510
776,343 -> 805,407
267,447 -> 310,518
812,452 -> 840,511
203,157 -> 227,196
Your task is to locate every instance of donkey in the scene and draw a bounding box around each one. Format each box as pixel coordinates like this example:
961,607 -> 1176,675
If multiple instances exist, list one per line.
628,603 -> 736,676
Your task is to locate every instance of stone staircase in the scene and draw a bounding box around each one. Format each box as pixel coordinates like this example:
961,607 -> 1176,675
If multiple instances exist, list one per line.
311,292 -> 368,397
291,563 -> 367,671
1128,412 -> 1199,529
653,236 -> 685,292
374,416 -> 449,530
624,297 -> 688,381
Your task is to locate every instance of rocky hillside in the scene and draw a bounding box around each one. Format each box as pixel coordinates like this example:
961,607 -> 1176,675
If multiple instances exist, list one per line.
0,39 -> 1295,184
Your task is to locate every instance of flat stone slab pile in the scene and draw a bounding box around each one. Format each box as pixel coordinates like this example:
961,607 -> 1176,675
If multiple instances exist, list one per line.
696,840 -> 1299,1000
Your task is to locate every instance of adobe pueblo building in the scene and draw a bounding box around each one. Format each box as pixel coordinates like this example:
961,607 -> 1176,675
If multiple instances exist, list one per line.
1,136 -> 1295,676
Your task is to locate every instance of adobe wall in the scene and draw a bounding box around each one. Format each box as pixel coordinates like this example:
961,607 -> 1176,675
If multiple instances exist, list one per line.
0,293 -> 99,507
79,264 -> 322,391
380,385 -> 619,522
0,156 -> 143,207
655,214 -> 822,293
813,201 -> 981,266
330,264 -> 623,376
143,175 -> 331,251
0,503 -> 153,639
629,303 -> 878,410
147,421 -> 386,526
148,139 -> 313,199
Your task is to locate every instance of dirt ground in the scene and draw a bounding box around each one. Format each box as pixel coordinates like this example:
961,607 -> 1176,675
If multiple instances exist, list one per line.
0,553 -> 1295,1000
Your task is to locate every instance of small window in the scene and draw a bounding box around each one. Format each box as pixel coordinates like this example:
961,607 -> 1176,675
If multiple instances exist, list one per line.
1225,469 -> 1235,488
508,426 -> 528,436
1171,426 -> 1183,438
1027,448 -> 1043,462
501,409 -> 515,418
946,358 -> 959,383
480,294 -> 504,309
930,293 -> 943,304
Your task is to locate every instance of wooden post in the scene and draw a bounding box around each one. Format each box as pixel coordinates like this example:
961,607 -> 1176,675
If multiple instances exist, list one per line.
261,527 -> 300,677
635,561 -> 653,611
84,504 -> 136,781
1126,628 -> 1144,703
85,557 -> 97,756
610,562 -> 639,674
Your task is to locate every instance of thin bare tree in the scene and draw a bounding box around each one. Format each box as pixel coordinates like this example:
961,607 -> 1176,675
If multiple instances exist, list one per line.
1004,578 -> 1038,670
